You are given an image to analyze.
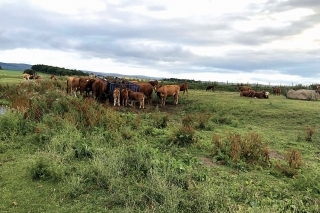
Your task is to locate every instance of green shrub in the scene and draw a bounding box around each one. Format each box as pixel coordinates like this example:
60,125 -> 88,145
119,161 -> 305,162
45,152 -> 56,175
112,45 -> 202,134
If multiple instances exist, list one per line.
30,155 -> 64,182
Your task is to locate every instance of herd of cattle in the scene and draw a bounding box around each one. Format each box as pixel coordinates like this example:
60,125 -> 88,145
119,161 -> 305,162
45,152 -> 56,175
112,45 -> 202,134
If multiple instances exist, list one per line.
66,76 -> 189,108
24,73 -> 320,104
238,85 -> 276,99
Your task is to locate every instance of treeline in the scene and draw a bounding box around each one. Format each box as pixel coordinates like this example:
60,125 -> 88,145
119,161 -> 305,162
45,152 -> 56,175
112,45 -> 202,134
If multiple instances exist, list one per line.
23,64 -> 89,76
162,78 -> 202,84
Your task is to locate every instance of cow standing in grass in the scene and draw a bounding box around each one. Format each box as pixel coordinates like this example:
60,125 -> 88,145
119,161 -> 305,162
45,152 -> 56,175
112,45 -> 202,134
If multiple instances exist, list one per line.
179,82 -> 189,95
121,87 -> 129,107
154,85 -> 180,105
206,85 -> 214,91
128,90 -> 145,109
272,87 -> 281,96
113,87 -> 121,106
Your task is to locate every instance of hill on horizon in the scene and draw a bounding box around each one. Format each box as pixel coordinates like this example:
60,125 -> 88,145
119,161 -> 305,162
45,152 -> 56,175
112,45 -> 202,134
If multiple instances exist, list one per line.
0,62 -> 161,80
0,62 -> 32,71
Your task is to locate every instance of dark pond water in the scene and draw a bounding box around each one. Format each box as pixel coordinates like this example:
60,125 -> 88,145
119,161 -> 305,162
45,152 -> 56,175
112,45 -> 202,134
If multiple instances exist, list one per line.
0,105 -> 8,115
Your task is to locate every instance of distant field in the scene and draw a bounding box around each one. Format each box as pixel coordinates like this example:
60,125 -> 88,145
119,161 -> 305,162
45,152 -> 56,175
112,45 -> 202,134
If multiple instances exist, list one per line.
0,69 -> 56,85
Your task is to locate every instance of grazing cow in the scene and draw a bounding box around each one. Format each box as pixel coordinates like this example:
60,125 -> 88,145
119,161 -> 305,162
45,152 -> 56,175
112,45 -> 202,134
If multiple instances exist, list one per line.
238,85 -> 252,92
179,82 -> 189,95
240,90 -> 255,97
272,87 -> 281,96
22,73 -> 30,80
206,85 -> 214,91
120,87 -> 129,107
50,75 -> 57,80
154,85 -> 180,105
252,91 -> 269,99
128,90 -> 145,109
92,78 -> 109,102
113,87 -> 121,106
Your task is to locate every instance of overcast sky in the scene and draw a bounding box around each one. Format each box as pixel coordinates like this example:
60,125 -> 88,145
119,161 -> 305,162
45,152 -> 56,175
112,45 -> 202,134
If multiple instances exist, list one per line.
1,0 -> 319,85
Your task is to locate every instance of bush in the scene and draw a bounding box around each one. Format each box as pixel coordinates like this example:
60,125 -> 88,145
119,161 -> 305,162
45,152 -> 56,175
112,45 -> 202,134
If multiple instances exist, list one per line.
30,155 -> 64,182
211,132 -> 270,168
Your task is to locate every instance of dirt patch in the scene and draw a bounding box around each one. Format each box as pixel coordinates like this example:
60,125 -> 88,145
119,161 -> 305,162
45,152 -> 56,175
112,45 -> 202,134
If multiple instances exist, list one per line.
111,99 -> 181,114
200,157 -> 214,167
269,151 -> 284,160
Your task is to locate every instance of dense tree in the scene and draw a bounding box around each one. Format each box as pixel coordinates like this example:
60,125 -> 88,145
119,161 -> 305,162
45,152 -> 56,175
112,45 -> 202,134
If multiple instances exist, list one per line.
0,65 -> 2,69
31,64 -> 88,76
23,69 -> 36,75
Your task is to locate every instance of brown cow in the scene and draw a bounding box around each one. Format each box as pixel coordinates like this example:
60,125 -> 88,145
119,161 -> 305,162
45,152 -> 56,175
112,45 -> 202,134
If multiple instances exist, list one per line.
66,77 -> 75,94
113,87 -> 121,106
22,73 -> 30,80
252,91 -> 269,99
272,87 -> 281,96
50,75 -> 57,80
154,84 -> 180,105
240,90 -> 255,97
92,78 -> 108,102
134,82 -> 154,105
78,77 -> 96,97
238,85 -> 252,92
128,90 -> 145,109
206,85 -> 214,91
72,77 -> 81,97
120,87 -> 129,107
179,82 -> 188,95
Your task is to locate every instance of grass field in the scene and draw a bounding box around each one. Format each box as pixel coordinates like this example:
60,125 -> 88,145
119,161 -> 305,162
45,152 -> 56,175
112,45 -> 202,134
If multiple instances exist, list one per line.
0,70 -> 320,212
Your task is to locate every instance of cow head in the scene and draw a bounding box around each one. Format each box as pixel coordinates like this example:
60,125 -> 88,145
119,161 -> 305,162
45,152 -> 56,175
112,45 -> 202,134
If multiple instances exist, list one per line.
153,84 -> 163,92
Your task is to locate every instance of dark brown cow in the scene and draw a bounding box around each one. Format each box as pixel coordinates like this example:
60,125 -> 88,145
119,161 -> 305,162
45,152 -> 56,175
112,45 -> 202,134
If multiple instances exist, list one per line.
120,87 -> 129,107
206,85 -> 214,91
92,79 -> 108,102
252,91 -> 270,99
128,90 -> 145,109
79,77 -> 96,97
238,85 -> 252,92
179,82 -> 188,95
154,84 -> 180,105
272,87 -> 281,96
240,90 -> 255,97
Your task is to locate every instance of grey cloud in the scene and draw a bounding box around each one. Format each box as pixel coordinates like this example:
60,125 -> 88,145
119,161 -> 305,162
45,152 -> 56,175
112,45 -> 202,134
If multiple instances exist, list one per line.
1,0 -> 319,81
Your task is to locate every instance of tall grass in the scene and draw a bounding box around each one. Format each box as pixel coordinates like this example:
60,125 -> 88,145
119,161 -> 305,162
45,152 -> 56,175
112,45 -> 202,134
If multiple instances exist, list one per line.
0,77 -> 320,212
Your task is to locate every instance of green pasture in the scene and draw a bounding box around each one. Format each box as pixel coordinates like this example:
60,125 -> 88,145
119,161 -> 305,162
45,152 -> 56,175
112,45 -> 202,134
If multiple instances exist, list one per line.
0,70 -> 320,212
0,69 -> 58,85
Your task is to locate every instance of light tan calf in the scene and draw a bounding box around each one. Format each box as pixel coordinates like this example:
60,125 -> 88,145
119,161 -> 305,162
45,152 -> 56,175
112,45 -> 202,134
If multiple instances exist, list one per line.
128,90 -> 145,109
22,73 -> 30,80
113,87 -> 121,106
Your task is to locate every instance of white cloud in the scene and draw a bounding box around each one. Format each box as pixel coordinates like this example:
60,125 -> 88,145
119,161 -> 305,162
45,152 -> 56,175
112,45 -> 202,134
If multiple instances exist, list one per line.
1,0 -> 319,86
